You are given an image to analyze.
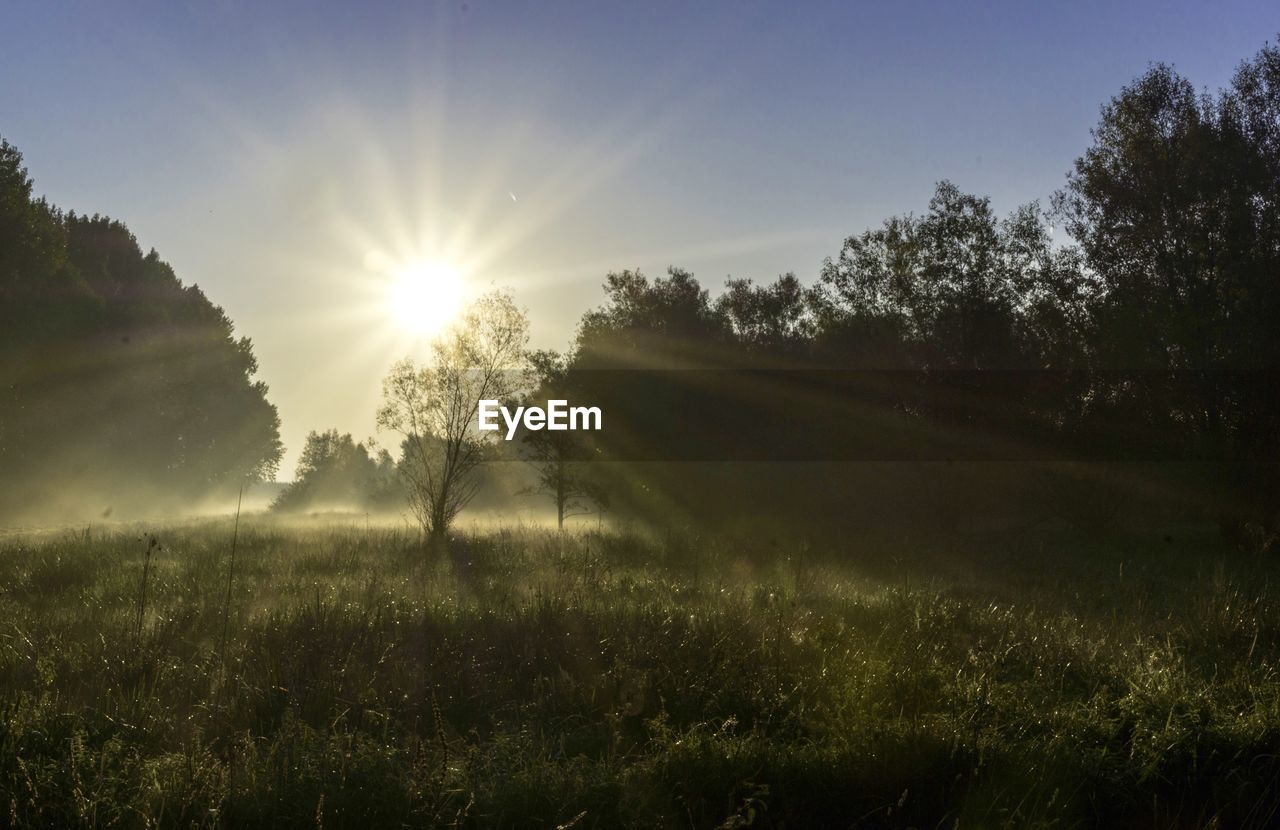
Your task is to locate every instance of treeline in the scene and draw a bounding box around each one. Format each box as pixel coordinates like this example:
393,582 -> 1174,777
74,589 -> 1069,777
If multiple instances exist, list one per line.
0,141 -> 283,519
7,40 -> 1280,543
312,41 -> 1279,541
518,44 -> 1280,543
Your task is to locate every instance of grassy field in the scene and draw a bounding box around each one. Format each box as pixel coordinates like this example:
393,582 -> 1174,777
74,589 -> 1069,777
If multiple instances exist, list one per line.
1,519 -> 1279,828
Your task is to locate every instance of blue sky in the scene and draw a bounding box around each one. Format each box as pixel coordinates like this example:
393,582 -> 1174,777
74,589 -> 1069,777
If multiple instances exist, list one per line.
2,0 -> 1275,476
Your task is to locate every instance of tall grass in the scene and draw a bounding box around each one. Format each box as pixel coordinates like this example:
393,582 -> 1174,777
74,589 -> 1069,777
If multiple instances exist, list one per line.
0,519 -> 1278,827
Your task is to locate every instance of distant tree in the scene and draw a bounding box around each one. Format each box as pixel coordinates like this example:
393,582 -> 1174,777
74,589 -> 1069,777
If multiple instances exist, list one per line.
272,430 -> 398,512
520,350 -> 607,530
377,290 -> 530,544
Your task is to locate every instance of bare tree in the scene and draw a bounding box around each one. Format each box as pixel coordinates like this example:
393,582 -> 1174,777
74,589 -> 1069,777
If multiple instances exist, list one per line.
377,290 -> 530,544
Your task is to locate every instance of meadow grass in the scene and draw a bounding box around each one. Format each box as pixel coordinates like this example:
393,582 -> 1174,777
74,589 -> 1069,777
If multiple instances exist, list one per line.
1,518 -> 1278,827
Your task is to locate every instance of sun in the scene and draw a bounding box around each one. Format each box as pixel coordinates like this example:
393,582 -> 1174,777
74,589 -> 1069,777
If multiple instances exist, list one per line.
386,260 -> 467,337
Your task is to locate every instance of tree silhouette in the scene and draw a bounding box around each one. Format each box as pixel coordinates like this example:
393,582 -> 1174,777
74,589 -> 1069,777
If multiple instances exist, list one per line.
574,267 -> 730,368
715,273 -> 813,355
1055,44 -> 1280,534
377,290 -> 530,544
813,181 -> 1089,372
0,138 -> 282,517
519,350 -> 607,530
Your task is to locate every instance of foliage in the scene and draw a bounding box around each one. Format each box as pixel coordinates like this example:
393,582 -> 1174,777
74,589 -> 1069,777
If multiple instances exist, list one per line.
1054,47 -> 1280,531
812,182 -> 1094,371
0,139 -> 282,517
715,272 -> 813,356
538,41 -> 1280,538
573,268 -> 731,368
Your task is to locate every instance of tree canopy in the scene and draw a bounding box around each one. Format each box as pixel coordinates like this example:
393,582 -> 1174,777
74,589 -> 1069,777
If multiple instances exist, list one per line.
0,138 -> 282,518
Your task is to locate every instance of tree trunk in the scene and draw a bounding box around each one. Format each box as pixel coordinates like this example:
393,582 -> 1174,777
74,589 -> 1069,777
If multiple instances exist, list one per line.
427,509 -> 449,555
556,475 -> 566,531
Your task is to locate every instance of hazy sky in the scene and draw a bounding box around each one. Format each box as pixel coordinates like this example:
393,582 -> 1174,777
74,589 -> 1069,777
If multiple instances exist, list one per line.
2,1 -> 1274,478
